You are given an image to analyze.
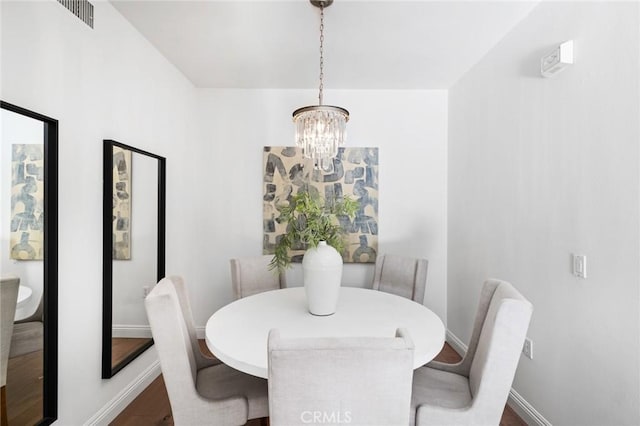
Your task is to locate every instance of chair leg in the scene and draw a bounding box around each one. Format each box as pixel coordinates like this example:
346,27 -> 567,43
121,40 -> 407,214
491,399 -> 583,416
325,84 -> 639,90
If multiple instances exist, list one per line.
1,385 -> 8,426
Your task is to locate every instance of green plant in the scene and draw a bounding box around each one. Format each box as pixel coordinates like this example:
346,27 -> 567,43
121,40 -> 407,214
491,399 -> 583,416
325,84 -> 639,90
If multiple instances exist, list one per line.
269,191 -> 359,272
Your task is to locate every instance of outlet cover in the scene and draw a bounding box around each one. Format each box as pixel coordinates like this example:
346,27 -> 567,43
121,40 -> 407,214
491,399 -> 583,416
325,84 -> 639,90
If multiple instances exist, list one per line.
523,338 -> 533,359
572,254 -> 587,278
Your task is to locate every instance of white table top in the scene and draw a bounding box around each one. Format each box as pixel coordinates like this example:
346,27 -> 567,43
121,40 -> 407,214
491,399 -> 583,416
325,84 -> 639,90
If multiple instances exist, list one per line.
205,287 -> 445,379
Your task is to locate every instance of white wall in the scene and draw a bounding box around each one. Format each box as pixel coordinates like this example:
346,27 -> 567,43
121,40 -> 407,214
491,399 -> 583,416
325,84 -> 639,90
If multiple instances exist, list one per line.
1,0 -> 197,423
191,89 -> 448,323
448,2 -> 639,425
1,109 -> 45,320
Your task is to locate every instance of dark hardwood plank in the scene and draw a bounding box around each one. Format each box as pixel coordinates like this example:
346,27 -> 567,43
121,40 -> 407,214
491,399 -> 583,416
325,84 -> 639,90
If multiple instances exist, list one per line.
111,375 -> 173,426
433,341 -> 463,364
198,339 -> 214,358
112,338 -> 154,367
5,350 -> 43,426
501,404 -> 526,426
111,341 -> 526,426
2,386 -> 7,426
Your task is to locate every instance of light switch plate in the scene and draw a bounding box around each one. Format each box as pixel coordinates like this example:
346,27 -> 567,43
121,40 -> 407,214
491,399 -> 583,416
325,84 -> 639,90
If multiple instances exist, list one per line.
572,254 -> 587,278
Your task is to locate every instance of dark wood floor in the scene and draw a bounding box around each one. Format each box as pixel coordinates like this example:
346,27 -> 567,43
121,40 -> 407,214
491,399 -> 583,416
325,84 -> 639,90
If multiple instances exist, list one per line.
111,341 -> 526,426
5,350 -> 43,426
112,338 -> 154,367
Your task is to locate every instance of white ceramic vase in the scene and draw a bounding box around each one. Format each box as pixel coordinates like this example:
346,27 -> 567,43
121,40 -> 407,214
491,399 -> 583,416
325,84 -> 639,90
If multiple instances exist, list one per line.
302,241 -> 343,316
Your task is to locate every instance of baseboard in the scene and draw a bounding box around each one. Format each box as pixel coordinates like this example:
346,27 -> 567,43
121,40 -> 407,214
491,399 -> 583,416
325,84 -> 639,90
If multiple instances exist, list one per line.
509,388 -> 552,426
84,361 -> 161,426
196,325 -> 205,340
112,325 -> 152,338
445,329 -> 467,355
445,330 -> 552,426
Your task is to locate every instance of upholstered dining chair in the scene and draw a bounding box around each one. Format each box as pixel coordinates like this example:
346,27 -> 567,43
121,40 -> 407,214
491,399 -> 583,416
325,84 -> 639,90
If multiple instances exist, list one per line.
168,276 -> 220,369
230,255 -> 286,299
268,328 -> 415,426
410,279 -> 533,426
145,277 -> 268,425
372,254 -> 428,303
9,288 -> 43,358
1,277 -> 20,426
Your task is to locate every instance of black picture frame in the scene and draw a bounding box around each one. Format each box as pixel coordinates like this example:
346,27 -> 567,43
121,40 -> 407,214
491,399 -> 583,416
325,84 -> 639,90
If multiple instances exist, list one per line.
101,139 -> 166,378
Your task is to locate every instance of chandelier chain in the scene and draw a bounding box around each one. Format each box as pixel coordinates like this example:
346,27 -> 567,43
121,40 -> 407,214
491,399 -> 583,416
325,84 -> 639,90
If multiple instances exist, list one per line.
293,0 -> 349,169
318,5 -> 324,105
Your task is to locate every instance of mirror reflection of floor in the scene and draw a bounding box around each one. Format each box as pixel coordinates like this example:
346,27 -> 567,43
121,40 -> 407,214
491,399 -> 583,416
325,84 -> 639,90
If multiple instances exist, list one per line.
6,350 -> 43,425
112,338 -> 153,368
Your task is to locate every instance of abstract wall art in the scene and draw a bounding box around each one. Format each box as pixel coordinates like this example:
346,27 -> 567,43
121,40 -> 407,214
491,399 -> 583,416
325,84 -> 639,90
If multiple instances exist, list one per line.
263,146 -> 379,263
10,144 -> 44,260
112,146 -> 131,260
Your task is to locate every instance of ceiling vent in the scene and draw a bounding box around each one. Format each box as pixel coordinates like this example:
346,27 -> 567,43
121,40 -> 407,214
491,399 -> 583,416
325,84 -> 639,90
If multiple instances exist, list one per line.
58,0 -> 94,28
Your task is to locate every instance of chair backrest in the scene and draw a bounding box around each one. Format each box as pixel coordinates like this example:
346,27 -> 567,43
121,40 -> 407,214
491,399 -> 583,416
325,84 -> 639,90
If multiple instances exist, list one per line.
1,277 -> 20,387
230,255 -> 286,299
146,277 -> 249,425
167,275 -> 215,370
468,279 -> 533,424
372,254 -> 428,303
268,328 -> 415,426
15,288 -> 43,324
145,278 -> 200,421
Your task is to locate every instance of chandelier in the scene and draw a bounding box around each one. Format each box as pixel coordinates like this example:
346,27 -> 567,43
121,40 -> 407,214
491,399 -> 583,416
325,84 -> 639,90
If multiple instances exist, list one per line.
293,0 -> 349,170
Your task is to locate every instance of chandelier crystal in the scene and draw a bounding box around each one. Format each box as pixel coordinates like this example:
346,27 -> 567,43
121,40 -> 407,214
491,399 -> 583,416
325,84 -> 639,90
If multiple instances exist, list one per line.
293,0 -> 349,170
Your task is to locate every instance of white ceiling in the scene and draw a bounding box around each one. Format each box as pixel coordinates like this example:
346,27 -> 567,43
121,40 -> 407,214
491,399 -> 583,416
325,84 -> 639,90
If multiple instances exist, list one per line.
110,0 -> 538,90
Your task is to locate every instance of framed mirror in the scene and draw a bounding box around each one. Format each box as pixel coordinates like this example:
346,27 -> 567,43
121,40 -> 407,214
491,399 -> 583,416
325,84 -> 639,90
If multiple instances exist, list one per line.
102,139 -> 166,378
1,100 -> 58,425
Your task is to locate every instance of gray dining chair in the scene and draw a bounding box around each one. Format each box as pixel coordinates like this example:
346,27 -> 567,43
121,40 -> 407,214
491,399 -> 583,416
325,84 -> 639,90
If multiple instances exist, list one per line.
268,328 -> 415,426
1,277 -> 20,426
230,255 -> 286,299
168,276 -> 220,369
145,277 -> 268,425
372,254 -> 428,303
410,279 -> 533,426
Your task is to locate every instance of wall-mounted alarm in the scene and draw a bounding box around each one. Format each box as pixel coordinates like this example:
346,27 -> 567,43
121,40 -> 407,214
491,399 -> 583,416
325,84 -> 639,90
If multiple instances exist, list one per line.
541,40 -> 573,78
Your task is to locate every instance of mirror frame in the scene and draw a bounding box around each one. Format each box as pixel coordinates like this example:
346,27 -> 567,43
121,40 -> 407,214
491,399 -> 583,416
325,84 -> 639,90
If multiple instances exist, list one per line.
101,139 -> 166,378
1,100 -> 59,425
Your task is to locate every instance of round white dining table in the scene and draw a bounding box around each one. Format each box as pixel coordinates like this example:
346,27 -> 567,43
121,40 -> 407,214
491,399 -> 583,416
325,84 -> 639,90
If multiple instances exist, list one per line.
205,287 -> 445,379
17,285 -> 32,307
15,285 -> 34,321
14,285 -> 34,321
